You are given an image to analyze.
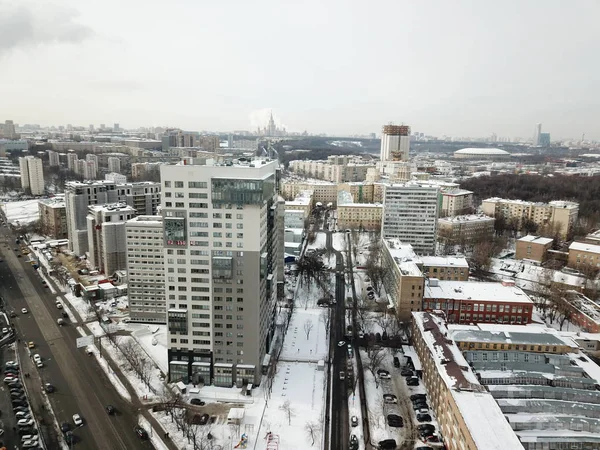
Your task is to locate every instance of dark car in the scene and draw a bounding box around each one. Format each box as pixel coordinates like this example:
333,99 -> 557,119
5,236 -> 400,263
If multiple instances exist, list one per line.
393,357 -> 400,368
64,432 -> 77,445
9,311 -> 17,318
425,435 -> 441,443
417,413 -> 432,422
61,423 -> 71,433
407,377 -> 419,386
412,402 -> 429,410
411,394 -> 427,401
387,414 -> 403,427
400,369 -> 414,376
349,434 -> 359,450
106,405 -> 116,415
135,425 -> 149,440
378,438 -> 397,449
44,383 -> 55,393
190,398 -> 206,406
416,447 -> 434,450
418,424 -> 436,433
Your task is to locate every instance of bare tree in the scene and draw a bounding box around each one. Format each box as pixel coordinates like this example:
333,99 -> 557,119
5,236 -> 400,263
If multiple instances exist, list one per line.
319,308 -> 331,331
365,346 -> 385,387
279,400 -> 295,425
303,319 -> 314,340
305,421 -> 322,447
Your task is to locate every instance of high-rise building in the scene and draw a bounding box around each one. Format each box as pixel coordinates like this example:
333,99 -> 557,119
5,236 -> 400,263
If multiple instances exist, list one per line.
48,150 -> 60,167
65,180 -> 119,255
533,123 -> 542,146
116,182 -> 161,216
539,132 -> 551,147
67,153 -> 78,171
126,216 -> 165,323
19,156 -> 45,196
382,182 -> 440,255
113,123 -> 120,132
160,158 -> 283,386
380,124 -> 410,162
107,156 -> 121,173
87,203 -> 136,275
89,124 -> 95,132
0,120 -> 18,139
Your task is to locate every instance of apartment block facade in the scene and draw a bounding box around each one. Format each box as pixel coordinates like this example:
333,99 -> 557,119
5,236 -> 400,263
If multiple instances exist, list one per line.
337,203 -> 383,230
437,214 -> 495,246
161,159 -> 282,386
126,216 -> 165,324
482,198 -> 579,239
19,156 -> 44,196
38,197 -> 68,239
288,159 -> 375,183
515,235 -> 553,263
440,189 -> 473,217
382,183 -> 440,255
86,203 -> 136,276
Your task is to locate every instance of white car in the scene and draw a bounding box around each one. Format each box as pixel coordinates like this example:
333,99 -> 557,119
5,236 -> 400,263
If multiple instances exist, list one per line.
21,308 -> 28,314
337,341 -> 346,347
22,441 -> 38,449
33,354 -> 41,363
5,361 -> 18,368
73,413 -> 83,426
17,419 -> 34,427
21,434 -> 38,442
36,360 -> 44,368
3,376 -> 17,383
1,327 -> 8,334
56,302 -> 63,309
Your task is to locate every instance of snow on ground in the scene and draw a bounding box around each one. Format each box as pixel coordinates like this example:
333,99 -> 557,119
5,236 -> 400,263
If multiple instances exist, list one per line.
2,199 -> 40,225
64,292 -> 95,321
258,361 -> 325,450
348,352 -> 365,450
332,232 -> 347,252
280,308 -> 328,362
75,326 -> 132,402
306,232 -> 327,250
138,414 -> 169,450
130,324 -> 169,374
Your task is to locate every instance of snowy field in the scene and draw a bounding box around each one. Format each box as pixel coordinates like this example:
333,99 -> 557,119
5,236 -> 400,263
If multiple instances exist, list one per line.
130,324 -> 169,374
2,199 -> 40,225
280,308 -> 328,362
306,232 -> 327,250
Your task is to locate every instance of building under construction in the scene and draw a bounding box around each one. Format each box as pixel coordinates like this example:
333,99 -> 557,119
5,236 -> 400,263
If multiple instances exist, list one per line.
380,124 -> 411,161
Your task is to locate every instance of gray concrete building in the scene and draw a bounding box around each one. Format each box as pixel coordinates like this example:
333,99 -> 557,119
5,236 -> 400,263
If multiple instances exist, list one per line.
161,158 -> 282,386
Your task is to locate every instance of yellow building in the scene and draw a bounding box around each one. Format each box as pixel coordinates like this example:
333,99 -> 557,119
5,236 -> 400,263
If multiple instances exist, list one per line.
481,198 -> 578,239
515,235 -> 553,263
412,312 -> 525,450
568,241 -> 600,271
337,203 -> 383,230
437,215 -> 495,246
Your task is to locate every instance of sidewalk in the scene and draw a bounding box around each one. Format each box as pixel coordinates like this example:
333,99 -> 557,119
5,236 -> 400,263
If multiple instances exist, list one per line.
48,276 -> 179,450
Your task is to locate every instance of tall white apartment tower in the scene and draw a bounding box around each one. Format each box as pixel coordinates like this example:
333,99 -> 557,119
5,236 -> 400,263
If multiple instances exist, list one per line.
48,150 -> 60,167
19,156 -> 45,195
382,182 -> 440,255
126,215 -> 165,324
380,124 -> 411,162
161,158 -> 282,386
533,123 -> 542,146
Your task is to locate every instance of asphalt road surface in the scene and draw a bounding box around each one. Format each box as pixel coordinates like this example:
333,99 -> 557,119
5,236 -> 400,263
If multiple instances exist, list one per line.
0,225 -> 152,450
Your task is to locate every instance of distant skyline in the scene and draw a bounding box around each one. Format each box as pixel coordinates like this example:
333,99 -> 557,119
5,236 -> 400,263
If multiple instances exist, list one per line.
1,0 -> 599,140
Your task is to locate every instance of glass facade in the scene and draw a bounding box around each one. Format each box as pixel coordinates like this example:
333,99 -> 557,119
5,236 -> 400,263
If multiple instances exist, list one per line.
211,175 -> 275,205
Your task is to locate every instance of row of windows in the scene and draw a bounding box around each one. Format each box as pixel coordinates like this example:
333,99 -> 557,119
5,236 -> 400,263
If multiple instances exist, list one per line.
165,181 -> 208,189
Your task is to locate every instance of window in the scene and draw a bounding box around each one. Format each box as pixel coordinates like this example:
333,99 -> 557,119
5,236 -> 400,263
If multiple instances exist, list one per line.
175,181 -> 184,188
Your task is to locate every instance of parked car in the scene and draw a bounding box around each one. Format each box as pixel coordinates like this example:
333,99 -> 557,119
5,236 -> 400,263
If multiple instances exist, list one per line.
377,369 -> 391,379
407,377 -> 419,386
134,425 -> 149,439
337,340 -> 346,347
106,405 -> 116,415
199,413 -> 210,425
45,383 -> 55,393
21,308 -> 28,314
17,419 -> 34,427
27,341 -> 35,349
190,398 -> 206,406
351,416 -> 359,427
72,414 -> 83,427
417,413 -> 432,422
412,402 -> 429,410
378,438 -> 397,449
411,394 -> 427,401
387,414 -> 403,427
349,434 -> 359,450
393,357 -> 400,368
424,435 -> 441,443
5,361 -> 18,368
60,423 -> 71,433
401,369 -> 414,376
383,394 -> 398,404
339,371 -> 346,380
56,302 -> 63,309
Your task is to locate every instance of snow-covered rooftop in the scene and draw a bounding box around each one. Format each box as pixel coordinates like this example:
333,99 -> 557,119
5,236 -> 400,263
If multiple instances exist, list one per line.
420,255 -> 469,268
518,235 -> 553,245
450,329 -> 574,347
383,239 -> 422,277
424,279 -> 534,304
569,241 -> 600,254
438,214 -> 495,224
413,312 -> 524,450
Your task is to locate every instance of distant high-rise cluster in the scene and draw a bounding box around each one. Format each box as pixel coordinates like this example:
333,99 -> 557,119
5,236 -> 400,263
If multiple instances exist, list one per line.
0,120 -> 19,139
19,156 -> 45,195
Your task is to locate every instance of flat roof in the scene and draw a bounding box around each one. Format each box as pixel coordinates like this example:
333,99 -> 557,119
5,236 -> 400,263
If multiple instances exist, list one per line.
569,241 -> 600,254
425,280 -> 533,304
420,256 -> 469,268
413,312 -> 524,449
518,235 -> 553,245
384,239 -> 422,277
450,329 -> 569,347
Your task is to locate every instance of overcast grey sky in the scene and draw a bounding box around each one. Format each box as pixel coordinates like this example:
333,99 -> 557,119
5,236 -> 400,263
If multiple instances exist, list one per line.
1,0 -> 598,139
